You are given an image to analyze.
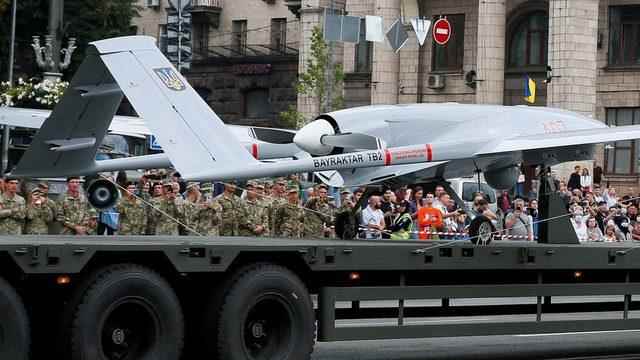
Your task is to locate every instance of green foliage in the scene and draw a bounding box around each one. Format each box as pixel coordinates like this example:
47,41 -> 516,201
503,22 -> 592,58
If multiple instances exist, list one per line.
279,104 -> 305,129
0,0 -> 140,80
296,26 -> 344,118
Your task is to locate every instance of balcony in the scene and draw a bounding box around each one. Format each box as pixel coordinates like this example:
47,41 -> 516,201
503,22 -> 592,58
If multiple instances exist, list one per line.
190,0 -> 223,28
283,0 -> 301,17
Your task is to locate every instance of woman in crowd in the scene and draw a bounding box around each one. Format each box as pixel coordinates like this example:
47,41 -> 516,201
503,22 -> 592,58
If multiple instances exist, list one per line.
586,217 -> 603,242
390,201 -> 413,240
603,223 -> 619,242
580,168 -> 592,192
408,186 -> 423,216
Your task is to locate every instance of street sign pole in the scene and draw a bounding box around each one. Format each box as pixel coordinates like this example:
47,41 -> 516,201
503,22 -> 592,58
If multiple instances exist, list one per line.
178,0 -> 182,72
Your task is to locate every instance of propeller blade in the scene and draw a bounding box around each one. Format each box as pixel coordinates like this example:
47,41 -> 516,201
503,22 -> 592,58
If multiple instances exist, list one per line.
321,133 -> 381,150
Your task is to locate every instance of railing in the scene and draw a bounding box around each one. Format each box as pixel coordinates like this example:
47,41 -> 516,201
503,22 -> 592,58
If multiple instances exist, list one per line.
191,0 -> 223,8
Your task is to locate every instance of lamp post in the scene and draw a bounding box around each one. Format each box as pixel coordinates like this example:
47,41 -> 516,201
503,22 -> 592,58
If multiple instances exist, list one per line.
31,0 -> 76,81
3,0 -> 17,174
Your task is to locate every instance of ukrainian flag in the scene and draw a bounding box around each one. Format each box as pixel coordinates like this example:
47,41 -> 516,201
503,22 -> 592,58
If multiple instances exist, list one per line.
524,75 -> 536,104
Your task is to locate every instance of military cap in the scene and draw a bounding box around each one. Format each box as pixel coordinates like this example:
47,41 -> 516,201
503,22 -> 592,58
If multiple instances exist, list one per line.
255,183 -> 265,189
246,180 -> 258,187
186,182 -> 200,190
37,182 -> 49,189
340,188 -> 352,194
286,185 -> 299,193
162,179 -> 173,187
316,183 -> 328,190
275,177 -> 287,185
30,188 -> 42,195
226,180 -> 237,185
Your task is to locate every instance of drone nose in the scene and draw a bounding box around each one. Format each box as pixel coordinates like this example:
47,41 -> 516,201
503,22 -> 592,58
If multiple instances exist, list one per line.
293,119 -> 336,156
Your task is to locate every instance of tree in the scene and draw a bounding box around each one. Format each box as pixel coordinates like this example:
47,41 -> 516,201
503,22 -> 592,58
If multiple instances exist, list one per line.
287,25 -> 344,127
0,0 -> 139,81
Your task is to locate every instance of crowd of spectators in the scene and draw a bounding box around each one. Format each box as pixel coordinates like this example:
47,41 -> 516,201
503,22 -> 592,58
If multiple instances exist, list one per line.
0,162 -> 636,243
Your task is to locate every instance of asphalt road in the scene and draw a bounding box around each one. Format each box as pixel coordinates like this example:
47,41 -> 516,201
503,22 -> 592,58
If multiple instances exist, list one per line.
312,296 -> 640,360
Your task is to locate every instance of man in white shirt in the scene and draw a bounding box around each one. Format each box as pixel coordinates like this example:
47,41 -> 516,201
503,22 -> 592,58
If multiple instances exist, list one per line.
360,196 -> 385,239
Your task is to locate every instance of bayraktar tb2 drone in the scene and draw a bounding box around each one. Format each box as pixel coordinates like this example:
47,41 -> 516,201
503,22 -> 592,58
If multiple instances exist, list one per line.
11,36 -> 640,229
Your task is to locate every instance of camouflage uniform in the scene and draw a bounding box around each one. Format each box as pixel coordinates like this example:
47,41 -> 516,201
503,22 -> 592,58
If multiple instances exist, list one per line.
25,198 -> 55,235
183,198 -> 205,235
239,198 -> 270,237
0,193 -> 26,235
303,197 -> 334,238
215,192 -> 245,236
148,197 -> 183,236
268,197 -> 287,236
116,197 -> 147,235
274,195 -> 305,238
57,194 -> 94,235
197,199 -> 222,236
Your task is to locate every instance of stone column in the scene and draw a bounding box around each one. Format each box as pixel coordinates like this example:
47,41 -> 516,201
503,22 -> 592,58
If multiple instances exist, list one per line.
370,0 -> 401,105
547,0 -> 599,117
297,0 -> 345,124
475,0 -> 506,104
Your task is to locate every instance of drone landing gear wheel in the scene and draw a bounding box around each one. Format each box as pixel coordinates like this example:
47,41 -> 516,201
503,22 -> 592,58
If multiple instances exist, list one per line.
469,215 -> 494,245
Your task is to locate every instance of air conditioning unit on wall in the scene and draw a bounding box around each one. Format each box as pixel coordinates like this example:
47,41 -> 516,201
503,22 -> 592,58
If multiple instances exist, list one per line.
427,74 -> 445,89
146,0 -> 160,8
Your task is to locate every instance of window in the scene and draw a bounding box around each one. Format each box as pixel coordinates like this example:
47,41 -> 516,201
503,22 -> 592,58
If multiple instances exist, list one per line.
232,20 -> 248,55
158,24 -> 168,54
244,89 -> 270,118
508,11 -> 548,68
605,108 -> 640,174
271,18 -> 287,53
609,6 -> 640,66
354,18 -> 372,72
193,21 -> 210,56
431,14 -> 465,72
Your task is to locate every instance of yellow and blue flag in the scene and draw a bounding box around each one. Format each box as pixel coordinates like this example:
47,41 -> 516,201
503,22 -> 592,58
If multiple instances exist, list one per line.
524,75 -> 536,104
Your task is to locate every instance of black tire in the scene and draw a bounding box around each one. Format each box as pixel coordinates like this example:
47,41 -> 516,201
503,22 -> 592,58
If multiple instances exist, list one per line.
216,263 -> 315,360
468,215 -> 495,245
0,277 -> 30,360
70,264 -> 184,360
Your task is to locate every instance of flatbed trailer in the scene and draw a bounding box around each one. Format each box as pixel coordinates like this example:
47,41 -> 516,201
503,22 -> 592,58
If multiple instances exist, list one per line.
3,236 -> 640,360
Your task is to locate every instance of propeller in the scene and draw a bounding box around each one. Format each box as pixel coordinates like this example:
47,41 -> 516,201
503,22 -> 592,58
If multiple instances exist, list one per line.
321,132 -> 381,150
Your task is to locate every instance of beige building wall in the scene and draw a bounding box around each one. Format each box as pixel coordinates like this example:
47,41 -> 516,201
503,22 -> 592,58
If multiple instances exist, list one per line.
475,0 -> 506,104
132,0 -> 170,40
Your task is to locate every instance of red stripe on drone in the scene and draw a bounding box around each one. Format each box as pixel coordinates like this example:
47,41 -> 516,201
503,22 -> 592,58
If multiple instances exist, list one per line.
426,144 -> 433,161
384,149 -> 392,166
251,143 -> 259,159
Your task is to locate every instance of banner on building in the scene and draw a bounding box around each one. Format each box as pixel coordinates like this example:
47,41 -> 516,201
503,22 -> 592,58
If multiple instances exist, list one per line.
365,15 -> 385,42
324,10 -> 361,43
386,18 -> 409,53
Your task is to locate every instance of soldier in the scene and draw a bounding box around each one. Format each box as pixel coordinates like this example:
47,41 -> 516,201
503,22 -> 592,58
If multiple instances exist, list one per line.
274,186 -> 305,238
238,181 -> 269,237
57,177 -> 94,235
183,182 -> 204,235
214,181 -> 246,236
146,182 -> 165,234
197,193 -> 223,236
149,181 -> 183,236
37,182 -> 58,219
116,182 -> 147,235
0,177 -> 26,235
268,178 -> 288,233
25,188 -> 55,235
303,184 -> 334,238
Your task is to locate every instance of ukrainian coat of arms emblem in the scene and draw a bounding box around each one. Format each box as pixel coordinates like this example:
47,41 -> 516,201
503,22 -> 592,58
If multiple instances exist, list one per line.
153,68 -> 186,91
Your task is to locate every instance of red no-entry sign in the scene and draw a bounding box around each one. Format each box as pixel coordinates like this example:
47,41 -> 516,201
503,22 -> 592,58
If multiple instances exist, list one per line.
433,18 -> 452,45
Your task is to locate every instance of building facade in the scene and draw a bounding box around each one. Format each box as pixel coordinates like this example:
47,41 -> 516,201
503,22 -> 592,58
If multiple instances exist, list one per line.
134,0 -> 640,191
290,0 -> 640,192
133,0 -> 300,127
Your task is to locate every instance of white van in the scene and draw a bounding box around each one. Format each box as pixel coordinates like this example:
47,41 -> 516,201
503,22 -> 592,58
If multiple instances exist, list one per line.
447,177 -> 498,213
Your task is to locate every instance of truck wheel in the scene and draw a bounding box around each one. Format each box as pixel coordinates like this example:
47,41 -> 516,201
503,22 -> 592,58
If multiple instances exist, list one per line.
469,215 -> 494,245
0,277 -> 29,360
70,264 -> 184,360
216,263 -> 315,360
